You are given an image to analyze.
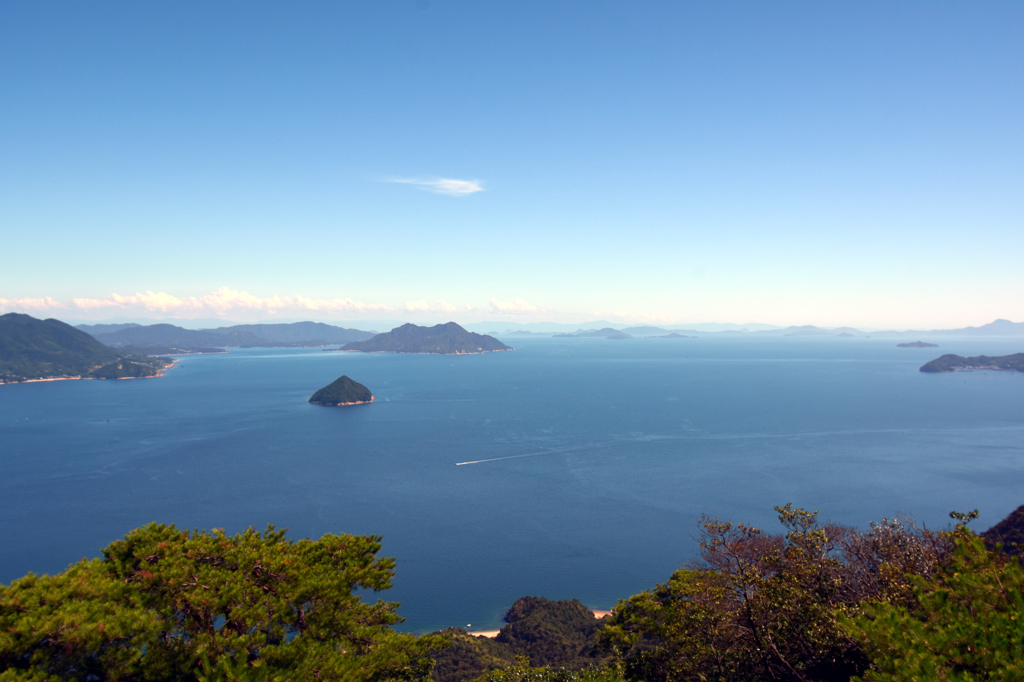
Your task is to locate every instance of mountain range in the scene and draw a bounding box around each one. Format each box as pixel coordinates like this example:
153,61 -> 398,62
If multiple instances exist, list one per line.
78,321 -> 376,351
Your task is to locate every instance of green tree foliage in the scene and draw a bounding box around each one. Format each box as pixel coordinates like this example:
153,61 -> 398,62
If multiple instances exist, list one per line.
844,518 -> 1024,681
430,630 -> 518,682
0,523 -> 443,681
471,656 -> 625,682
600,505 -> 949,682
431,598 -> 607,682
497,598 -> 605,668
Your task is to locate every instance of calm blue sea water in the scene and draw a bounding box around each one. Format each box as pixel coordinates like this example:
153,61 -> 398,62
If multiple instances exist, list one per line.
2,336 -> 1023,632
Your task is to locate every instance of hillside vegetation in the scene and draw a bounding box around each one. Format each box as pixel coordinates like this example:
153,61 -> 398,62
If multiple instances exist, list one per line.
431,597 -> 606,682
309,375 -> 374,406
2,505 -> 1022,681
0,313 -> 171,383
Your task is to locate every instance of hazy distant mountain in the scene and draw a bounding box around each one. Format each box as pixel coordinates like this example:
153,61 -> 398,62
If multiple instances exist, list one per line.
557,328 -> 633,340
1,313 -> 170,383
339,322 -> 512,354
620,326 -> 677,336
89,324 -> 263,349
214,322 -> 374,344
81,321 -> 375,350
75,323 -> 142,335
750,325 -> 867,337
679,322 -> 782,332
929,319 -> 1024,336
463,321 -> 622,334
782,326 -> 840,337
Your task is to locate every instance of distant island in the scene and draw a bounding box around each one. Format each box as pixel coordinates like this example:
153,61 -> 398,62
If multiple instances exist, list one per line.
920,353 -> 1024,373
554,328 -> 632,340
898,341 -> 938,348
656,332 -> 692,338
309,375 -> 374,406
0,313 -> 172,384
336,322 -> 512,354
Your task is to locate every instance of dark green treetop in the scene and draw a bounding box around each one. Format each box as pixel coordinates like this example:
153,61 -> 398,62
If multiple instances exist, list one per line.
0,523 -> 443,681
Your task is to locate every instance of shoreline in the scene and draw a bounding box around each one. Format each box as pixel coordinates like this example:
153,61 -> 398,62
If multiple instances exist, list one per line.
325,348 -> 514,355
0,358 -> 178,385
310,396 -> 375,407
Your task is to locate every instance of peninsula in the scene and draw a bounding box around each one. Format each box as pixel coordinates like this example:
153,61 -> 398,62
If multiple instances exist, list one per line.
337,322 -> 512,354
920,353 -> 1024,373
898,341 -> 938,348
309,375 -> 374,406
0,313 -> 172,384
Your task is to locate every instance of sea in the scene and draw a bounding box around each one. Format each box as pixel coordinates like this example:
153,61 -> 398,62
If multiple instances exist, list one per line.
1,335 -> 1023,632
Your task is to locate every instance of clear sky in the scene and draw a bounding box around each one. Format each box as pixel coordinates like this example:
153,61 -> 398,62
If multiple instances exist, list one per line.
1,1 -> 1021,329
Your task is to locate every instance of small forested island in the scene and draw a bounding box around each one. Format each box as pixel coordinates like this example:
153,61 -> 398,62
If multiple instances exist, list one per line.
657,332 -> 692,338
337,322 -> 512,354
308,375 -> 374,406
920,352 -> 1024,373
0,313 -> 172,384
897,341 -> 938,348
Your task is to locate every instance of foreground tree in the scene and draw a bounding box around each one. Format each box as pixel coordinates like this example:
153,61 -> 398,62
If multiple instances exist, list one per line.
844,517 -> 1024,681
600,505 -> 950,682
0,523 -> 443,681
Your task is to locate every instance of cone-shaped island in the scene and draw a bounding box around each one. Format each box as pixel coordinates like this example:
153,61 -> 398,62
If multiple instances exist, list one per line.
309,375 -> 374,406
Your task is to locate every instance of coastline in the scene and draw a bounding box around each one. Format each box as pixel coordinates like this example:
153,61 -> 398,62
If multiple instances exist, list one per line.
0,358 -> 178,385
326,348 -> 514,355
311,396 -> 375,407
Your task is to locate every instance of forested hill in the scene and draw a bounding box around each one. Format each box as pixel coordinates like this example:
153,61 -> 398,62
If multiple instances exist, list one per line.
430,597 -> 606,682
0,313 -> 170,383
309,375 -> 374,406
340,322 -> 512,354
920,352 -> 1024,373
82,321 -> 375,351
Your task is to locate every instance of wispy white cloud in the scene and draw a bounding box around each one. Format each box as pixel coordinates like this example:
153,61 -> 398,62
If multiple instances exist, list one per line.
489,298 -> 539,314
0,296 -> 63,311
1,287 -> 551,322
67,287 -> 396,315
386,177 -> 484,196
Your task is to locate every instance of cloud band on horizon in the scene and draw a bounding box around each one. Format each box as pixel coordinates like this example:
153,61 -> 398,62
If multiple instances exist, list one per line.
0,288 -> 542,319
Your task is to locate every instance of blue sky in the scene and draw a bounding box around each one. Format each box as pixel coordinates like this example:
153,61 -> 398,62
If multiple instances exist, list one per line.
1,1 -> 1021,328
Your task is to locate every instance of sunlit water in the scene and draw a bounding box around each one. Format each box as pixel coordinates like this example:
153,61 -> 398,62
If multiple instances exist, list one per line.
2,336 -> 1023,631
